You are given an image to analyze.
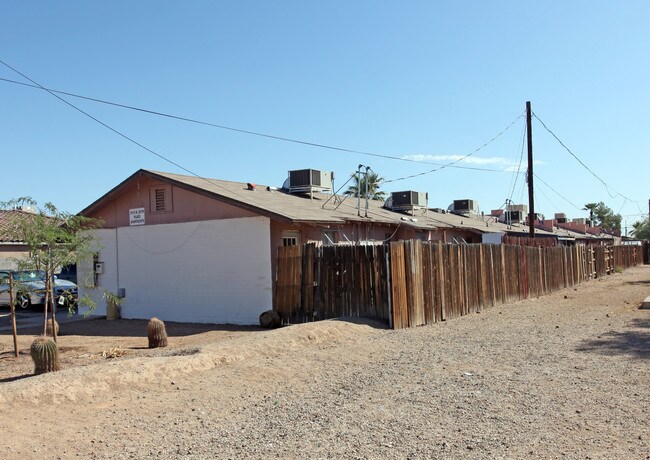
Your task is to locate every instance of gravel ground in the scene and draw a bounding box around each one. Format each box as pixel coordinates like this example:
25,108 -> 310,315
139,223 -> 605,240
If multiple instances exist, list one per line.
1,265 -> 649,459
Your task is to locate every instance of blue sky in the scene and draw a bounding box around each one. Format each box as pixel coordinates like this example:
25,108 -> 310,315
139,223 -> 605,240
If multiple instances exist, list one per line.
2,1 -> 648,231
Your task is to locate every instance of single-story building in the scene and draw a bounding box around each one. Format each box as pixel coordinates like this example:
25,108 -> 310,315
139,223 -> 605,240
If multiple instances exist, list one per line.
77,168 -> 557,324
0,209 -> 34,269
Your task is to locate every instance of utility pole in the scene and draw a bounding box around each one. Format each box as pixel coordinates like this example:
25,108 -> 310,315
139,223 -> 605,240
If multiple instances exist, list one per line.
526,101 -> 535,238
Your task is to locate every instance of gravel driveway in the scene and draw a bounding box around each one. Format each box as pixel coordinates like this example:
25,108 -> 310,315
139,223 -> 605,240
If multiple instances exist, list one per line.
1,266 -> 648,459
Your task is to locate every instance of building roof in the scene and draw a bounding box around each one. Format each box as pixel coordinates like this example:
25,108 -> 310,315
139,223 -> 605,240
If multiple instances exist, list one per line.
81,169 -> 568,238
0,210 -> 33,243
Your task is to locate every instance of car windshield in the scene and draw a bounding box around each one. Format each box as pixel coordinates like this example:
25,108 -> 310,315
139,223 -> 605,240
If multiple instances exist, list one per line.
13,271 -> 46,282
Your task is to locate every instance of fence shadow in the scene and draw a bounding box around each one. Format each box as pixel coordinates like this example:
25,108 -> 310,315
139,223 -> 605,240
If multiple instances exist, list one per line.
624,279 -> 650,286
329,316 -> 390,330
575,318 -> 650,359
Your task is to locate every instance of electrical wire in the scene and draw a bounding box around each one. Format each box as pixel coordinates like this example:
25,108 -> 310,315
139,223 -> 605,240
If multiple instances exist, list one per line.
533,173 -> 580,210
535,184 -> 560,217
0,75 -> 519,174
7,64 -> 635,219
0,76 -> 498,171
0,60 -> 252,201
506,118 -> 528,210
383,112 -> 525,183
533,111 -> 643,214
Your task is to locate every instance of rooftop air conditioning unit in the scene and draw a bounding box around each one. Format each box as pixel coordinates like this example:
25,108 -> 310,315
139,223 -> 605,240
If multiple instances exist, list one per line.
453,199 -> 477,212
391,191 -> 428,207
554,213 -> 567,220
16,205 -> 36,214
288,169 -> 333,192
507,203 -> 527,213
502,210 -> 525,222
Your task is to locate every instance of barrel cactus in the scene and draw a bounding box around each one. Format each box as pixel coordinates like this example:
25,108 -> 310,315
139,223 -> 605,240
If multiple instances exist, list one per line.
30,336 -> 61,374
147,317 -> 168,348
46,319 -> 59,337
259,310 -> 282,328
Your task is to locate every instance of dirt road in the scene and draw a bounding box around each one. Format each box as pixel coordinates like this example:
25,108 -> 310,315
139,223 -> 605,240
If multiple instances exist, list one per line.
1,266 -> 649,459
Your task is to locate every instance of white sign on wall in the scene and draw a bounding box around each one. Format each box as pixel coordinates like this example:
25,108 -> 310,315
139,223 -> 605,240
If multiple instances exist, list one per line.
129,207 -> 146,226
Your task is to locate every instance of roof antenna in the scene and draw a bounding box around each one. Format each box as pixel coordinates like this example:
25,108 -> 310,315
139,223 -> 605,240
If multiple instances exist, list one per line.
364,165 -> 371,218
357,164 -> 364,217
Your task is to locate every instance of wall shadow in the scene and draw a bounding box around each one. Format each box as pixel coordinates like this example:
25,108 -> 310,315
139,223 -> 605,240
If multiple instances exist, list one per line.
0,318 -> 265,338
576,317 -> 650,360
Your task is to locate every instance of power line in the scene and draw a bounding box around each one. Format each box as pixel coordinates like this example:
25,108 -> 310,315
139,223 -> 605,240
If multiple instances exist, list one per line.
533,173 -> 580,210
0,60 -> 251,201
6,67 -> 616,215
535,181 -> 561,215
506,118 -> 528,210
532,111 -> 643,214
0,75 -> 521,175
383,113 -> 525,183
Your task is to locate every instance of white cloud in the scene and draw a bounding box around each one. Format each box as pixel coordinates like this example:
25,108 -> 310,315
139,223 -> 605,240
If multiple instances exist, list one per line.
402,154 -> 510,165
401,154 -> 546,170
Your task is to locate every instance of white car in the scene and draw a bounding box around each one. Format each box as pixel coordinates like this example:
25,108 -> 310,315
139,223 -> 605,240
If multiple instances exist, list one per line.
0,270 -> 78,309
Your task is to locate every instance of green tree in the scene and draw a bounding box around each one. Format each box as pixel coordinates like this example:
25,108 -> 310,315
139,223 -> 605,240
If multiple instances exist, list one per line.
344,171 -> 386,201
631,218 -> 650,240
1,198 -> 102,338
583,202 -> 621,231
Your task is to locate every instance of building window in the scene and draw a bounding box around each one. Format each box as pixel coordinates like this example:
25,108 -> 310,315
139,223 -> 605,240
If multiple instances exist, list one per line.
322,230 -> 337,246
149,185 -> 172,213
282,231 -> 300,247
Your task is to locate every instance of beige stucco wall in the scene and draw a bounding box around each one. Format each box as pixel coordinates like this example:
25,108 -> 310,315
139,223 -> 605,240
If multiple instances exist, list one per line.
86,176 -> 258,228
0,245 -> 29,269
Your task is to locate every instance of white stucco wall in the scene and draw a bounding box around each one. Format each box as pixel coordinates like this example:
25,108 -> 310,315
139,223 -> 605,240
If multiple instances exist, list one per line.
79,217 -> 273,324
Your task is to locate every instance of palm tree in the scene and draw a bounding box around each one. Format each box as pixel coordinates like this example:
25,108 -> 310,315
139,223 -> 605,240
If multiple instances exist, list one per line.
583,203 -> 598,227
344,172 -> 386,201
631,218 -> 650,240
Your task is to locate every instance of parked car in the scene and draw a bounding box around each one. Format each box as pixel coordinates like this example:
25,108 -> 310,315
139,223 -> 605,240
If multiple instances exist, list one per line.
0,270 -> 78,309
56,264 -> 77,284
